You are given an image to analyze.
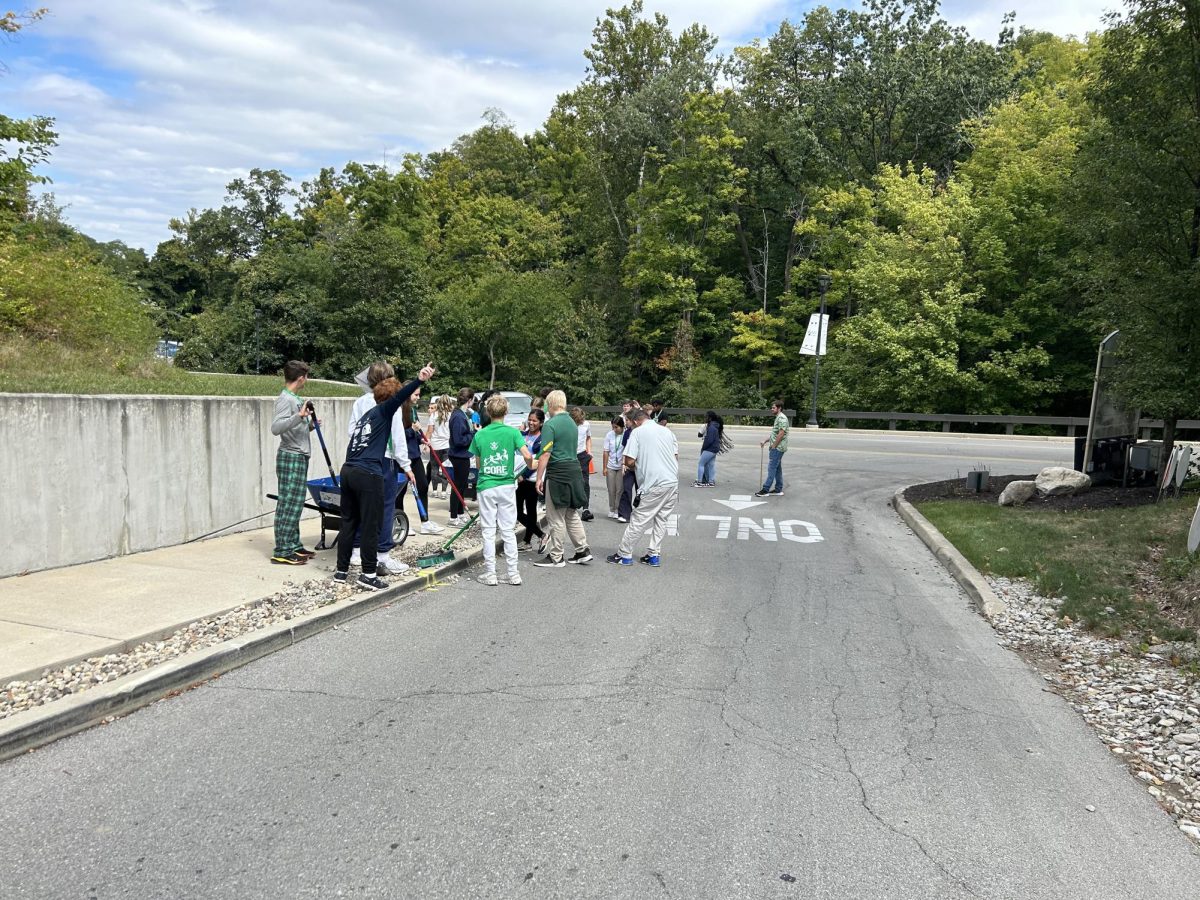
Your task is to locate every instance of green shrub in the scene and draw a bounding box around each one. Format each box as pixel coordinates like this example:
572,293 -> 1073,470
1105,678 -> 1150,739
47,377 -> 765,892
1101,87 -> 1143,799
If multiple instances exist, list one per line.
0,235 -> 156,362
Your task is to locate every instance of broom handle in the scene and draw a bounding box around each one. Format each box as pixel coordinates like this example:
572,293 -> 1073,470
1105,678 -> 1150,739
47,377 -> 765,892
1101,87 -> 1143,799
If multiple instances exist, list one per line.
422,434 -> 470,509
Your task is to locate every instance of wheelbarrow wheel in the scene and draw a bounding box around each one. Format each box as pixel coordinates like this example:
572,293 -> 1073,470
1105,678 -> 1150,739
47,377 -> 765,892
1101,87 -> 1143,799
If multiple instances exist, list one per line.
392,510 -> 410,547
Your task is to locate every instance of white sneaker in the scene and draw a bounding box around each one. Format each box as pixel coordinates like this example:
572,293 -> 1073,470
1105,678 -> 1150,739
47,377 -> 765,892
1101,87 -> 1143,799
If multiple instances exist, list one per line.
419,521 -> 445,535
477,572 -> 498,586
378,558 -> 409,576
607,511 -> 619,519
504,572 -> 522,586
350,548 -> 361,567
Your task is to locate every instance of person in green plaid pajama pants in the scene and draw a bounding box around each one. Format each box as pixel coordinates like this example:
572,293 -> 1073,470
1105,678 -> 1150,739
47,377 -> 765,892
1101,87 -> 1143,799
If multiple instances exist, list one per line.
271,361 -> 316,564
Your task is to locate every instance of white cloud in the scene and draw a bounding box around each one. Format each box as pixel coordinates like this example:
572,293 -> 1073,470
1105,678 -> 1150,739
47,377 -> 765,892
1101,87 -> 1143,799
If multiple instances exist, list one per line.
941,0 -> 1116,41
3,0 -> 1115,250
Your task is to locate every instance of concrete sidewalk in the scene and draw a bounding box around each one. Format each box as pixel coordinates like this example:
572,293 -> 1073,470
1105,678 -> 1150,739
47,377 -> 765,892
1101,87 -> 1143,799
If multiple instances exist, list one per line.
0,500 -> 466,686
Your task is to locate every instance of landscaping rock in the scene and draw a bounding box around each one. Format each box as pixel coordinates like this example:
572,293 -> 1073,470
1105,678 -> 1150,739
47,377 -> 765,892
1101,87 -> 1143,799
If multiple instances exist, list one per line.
1035,466 -> 1091,497
998,480 -> 1037,507
0,521 -> 484,723
988,575 -> 1200,837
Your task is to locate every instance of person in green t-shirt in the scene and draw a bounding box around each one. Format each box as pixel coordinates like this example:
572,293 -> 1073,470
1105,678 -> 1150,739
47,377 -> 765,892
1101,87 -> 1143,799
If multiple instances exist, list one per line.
755,398 -> 790,498
468,394 -> 534,586
534,390 -> 591,567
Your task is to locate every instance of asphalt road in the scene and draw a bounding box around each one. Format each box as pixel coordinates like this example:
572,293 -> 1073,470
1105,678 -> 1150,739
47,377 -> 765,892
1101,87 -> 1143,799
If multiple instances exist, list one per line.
4,428 -> 1200,899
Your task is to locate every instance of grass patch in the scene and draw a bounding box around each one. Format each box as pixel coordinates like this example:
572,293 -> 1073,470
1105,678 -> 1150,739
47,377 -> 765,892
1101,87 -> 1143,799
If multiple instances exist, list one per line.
915,496 -> 1200,641
0,337 -> 359,397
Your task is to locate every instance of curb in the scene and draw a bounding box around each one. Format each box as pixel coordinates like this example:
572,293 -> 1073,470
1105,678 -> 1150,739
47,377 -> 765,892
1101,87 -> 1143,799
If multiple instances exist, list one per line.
3,595 -> 282,686
0,548 -> 486,764
893,490 -> 1007,621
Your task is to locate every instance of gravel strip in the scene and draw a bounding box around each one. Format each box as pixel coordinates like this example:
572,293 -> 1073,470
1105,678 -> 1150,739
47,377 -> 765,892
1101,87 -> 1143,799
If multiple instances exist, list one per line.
1,525 -> 481,722
990,576 -> 1200,842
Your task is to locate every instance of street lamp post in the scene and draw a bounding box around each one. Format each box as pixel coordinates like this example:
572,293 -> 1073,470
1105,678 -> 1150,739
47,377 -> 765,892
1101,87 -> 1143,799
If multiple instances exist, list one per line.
807,274 -> 831,429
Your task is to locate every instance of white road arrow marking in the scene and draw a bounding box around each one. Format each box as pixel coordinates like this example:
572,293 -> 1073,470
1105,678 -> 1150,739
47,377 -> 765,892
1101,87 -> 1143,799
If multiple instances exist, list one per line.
712,494 -> 767,512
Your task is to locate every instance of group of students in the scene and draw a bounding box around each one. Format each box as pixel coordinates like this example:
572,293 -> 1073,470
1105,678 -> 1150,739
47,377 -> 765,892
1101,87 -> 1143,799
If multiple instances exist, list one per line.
270,360 -> 775,591
269,360 -> 438,588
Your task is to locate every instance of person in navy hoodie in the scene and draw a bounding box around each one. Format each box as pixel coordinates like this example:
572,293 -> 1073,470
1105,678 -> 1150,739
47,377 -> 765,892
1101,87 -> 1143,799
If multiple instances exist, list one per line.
334,363 -> 435,590
447,387 -> 476,526
694,411 -> 724,487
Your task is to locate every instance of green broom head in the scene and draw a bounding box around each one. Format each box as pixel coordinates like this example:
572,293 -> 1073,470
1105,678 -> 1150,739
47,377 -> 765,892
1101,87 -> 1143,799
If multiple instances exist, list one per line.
416,548 -> 456,568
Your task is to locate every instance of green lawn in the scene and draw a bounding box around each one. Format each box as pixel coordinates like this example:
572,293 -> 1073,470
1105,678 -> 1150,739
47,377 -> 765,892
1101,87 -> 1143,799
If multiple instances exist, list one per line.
915,496 -> 1199,642
0,339 -> 359,397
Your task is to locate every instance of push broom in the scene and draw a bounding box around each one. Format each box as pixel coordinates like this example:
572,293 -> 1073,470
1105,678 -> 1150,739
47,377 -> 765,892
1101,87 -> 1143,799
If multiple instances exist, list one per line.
416,437 -> 478,568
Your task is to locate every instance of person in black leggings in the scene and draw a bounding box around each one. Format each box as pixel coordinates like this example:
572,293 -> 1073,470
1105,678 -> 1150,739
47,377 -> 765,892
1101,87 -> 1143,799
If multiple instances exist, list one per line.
335,365 -> 435,589
516,408 -> 546,551
447,387 -> 475,526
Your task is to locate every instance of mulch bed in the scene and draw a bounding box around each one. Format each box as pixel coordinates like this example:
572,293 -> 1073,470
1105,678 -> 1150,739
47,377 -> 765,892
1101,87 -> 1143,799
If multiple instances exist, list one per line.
903,473 -> 1161,511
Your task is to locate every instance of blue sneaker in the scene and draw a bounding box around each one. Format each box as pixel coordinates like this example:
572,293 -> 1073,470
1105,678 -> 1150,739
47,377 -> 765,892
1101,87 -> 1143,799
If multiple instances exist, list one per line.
606,553 -> 633,566
639,554 -> 661,567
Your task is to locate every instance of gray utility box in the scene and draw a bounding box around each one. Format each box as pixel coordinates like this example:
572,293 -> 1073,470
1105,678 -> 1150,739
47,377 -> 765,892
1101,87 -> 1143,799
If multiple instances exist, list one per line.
1129,441 -> 1162,472
965,470 -> 990,492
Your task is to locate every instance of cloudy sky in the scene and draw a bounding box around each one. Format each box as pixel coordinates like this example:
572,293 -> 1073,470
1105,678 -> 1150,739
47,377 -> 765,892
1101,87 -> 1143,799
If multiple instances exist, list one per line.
1,0 -> 1117,251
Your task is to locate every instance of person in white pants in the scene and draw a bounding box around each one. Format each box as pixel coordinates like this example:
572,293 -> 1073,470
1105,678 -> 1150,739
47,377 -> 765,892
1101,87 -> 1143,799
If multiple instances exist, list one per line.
469,394 -> 534,586
608,408 -> 678,567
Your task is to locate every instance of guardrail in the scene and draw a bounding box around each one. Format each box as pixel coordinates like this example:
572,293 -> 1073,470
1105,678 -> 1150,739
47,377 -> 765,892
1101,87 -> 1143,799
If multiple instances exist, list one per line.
578,407 -> 1200,437
581,406 -> 797,423
826,410 -> 1200,437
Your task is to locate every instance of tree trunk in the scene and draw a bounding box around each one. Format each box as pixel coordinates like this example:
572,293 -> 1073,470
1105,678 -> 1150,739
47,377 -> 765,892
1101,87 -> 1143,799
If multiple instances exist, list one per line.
735,207 -> 763,300
489,343 -> 497,389
1162,417 -> 1177,474
781,214 -> 800,298
630,150 -> 648,318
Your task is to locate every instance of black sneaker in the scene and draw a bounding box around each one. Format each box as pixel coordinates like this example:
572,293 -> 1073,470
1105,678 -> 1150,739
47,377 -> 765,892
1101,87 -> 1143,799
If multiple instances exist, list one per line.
533,556 -> 565,568
753,489 -> 770,498
271,553 -> 307,565
357,573 -> 388,590
294,547 -> 317,558
581,510 -> 594,521
769,489 -> 784,496
568,548 -> 593,564
332,571 -> 348,583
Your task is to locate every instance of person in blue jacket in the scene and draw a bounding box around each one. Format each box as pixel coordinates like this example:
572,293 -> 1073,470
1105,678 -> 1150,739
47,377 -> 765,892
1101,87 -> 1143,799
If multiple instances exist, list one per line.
334,363 -> 435,590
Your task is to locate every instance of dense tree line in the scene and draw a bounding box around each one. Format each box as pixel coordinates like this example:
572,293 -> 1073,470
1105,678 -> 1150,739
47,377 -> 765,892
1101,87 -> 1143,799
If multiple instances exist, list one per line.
3,0 -> 1199,437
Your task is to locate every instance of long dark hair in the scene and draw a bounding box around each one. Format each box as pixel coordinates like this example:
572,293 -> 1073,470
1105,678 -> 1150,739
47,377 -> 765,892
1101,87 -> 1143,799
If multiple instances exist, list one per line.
706,410 -> 724,434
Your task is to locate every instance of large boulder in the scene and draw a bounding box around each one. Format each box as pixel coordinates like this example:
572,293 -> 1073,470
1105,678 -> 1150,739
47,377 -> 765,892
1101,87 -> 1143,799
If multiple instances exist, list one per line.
998,480 -> 1037,507
1035,466 -> 1091,497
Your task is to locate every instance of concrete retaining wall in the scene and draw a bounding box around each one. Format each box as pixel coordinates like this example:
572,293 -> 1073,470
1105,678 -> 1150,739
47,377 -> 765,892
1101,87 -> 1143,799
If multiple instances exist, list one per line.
0,394 -> 358,578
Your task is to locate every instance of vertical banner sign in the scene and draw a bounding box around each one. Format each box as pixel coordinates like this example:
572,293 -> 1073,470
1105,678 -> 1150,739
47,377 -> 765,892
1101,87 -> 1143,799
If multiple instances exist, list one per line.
799,313 -> 829,356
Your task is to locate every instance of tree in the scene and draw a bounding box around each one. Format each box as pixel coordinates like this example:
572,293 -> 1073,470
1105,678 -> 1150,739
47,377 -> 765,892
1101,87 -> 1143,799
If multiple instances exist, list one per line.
437,269 -> 570,388
811,0 -> 1015,180
958,35 -> 1097,412
0,234 -> 156,361
0,8 -> 54,228
822,166 -> 1055,413
531,296 -> 631,402
1077,0 -> 1200,456
623,91 -> 745,355
223,168 -> 294,257
547,2 -> 720,323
